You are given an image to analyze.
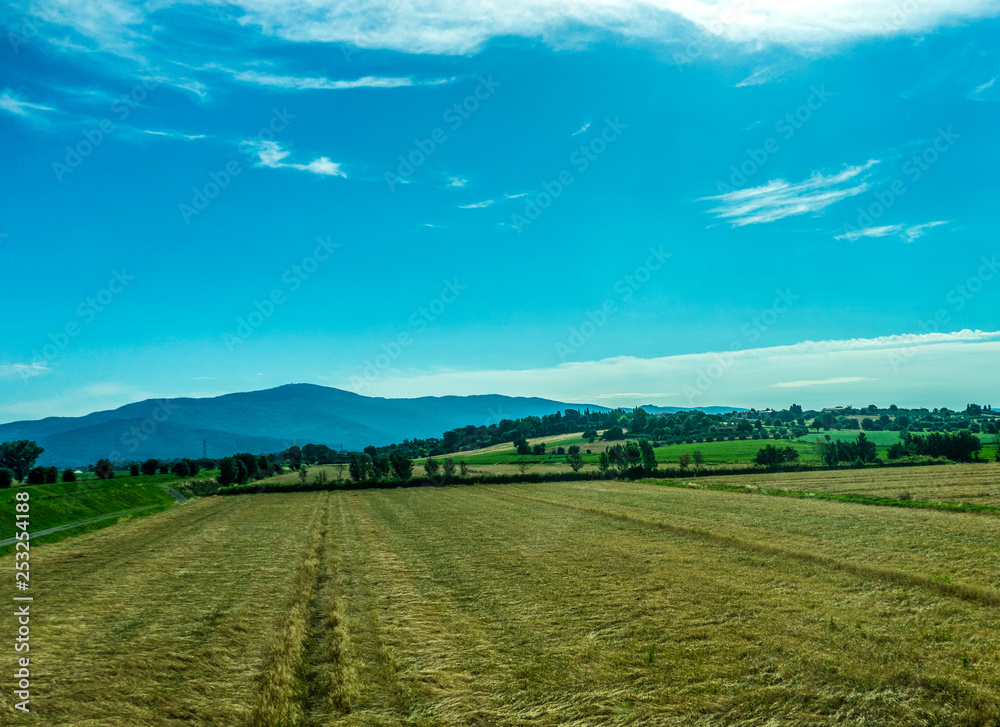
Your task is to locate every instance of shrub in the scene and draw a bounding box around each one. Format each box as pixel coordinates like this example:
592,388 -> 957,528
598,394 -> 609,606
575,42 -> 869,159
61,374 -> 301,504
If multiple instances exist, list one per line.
0,468 -> 13,488
94,459 -> 115,479
27,467 -> 46,485
130,463 -> 140,476
61,469 -> 76,482
45,466 -> 58,484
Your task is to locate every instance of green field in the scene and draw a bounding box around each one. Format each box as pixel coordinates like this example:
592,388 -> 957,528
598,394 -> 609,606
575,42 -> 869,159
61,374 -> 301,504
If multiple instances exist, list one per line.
0,479 -> 178,547
4,472 -> 1000,725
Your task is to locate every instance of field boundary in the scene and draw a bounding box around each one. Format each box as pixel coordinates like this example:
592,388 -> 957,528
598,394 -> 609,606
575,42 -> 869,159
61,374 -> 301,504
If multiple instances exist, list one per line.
642,478 -> 1000,515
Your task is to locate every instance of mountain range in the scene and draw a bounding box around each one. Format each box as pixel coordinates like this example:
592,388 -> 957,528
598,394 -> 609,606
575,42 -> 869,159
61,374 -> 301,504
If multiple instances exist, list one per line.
0,384 -> 743,467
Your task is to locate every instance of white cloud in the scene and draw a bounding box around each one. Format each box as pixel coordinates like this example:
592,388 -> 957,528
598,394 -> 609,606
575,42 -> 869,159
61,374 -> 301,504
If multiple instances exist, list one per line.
705,159 -> 878,226
571,122 -> 591,136
0,90 -> 55,119
24,0 -> 1000,61
336,329 -> 1000,409
250,140 -> 346,177
835,224 -> 904,241
142,129 -> 207,141
773,376 -> 875,388
0,363 -> 50,379
902,220 -> 948,241
446,177 -> 468,188
233,71 -> 452,90
974,77 -> 996,94
835,220 -> 948,242
504,192 -> 529,199
458,199 -> 494,209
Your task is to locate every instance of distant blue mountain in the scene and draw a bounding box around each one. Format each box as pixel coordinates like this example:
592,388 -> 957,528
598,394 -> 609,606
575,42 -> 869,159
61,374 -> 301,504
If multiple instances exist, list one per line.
639,405 -> 747,415
0,384 -> 612,467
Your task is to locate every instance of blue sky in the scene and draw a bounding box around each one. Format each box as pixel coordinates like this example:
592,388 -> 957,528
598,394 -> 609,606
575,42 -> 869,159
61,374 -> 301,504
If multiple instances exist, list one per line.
1,0 -> 999,421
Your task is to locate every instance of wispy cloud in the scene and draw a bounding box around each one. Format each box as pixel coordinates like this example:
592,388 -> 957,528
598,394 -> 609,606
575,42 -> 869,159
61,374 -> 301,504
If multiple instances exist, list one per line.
902,220 -> 948,241
571,122 -> 591,136
835,220 -> 948,242
458,199 -> 494,209
233,71 -> 453,90
835,224 -> 904,241
773,376 -> 875,388
250,141 -> 346,178
0,90 -> 55,120
504,192 -> 528,200
446,177 -> 468,188
142,129 -> 207,141
0,363 -> 50,379
704,160 -> 878,226
974,77 -> 996,94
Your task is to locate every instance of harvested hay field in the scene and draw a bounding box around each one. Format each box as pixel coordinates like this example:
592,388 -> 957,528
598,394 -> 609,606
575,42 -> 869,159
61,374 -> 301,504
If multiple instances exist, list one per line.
3,479 -> 1000,725
696,462 -> 1000,507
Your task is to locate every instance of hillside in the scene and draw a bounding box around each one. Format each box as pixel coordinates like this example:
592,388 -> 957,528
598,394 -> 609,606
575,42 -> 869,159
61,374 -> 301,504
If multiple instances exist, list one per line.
0,385 -> 614,467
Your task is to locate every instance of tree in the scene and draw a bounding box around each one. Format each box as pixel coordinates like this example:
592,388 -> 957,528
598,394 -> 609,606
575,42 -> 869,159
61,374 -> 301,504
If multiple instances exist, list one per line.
0,468 -> 13,489
390,452 -> 413,482
130,463 -> 140,477
602,427 -> 624,441
141,459 -> 159,476
234,453 -> 259,480
598,451 -> 610,475
531,443 -> 545,455
349,454 -> 373,483
94,459 -> 115,480
44,466 -> 58,484
372,455 -> 392,482
692,449 -> 704,474
424,457 -> 440,479
172,460 -> 190,478
678,453 -> 691,471
566,452 -> 585,472
568,444 -> 581,455
459,461 -> 469,477
234,459 -> 249,484
516,460 -> 532,475
442,458 -> 456,481
218,457 -> 238,486
158,464 -> 170,474
583,429 -> 598,443
27,467 -> 46,485
62,469 -> 76,482
0,440 -> 44,481
285,445 -> 303,470
513,436 -> 530,455
257,455 -> 269,475
640,440 -> 657,475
